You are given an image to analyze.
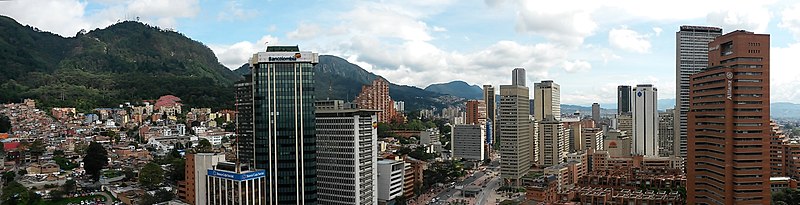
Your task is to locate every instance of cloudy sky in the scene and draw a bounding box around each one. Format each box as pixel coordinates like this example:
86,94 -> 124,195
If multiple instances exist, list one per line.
2,0 -> 800,106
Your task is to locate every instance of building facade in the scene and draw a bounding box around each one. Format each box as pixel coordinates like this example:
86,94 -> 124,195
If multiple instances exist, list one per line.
354,78 -> 404,123
498,84 -> 533,186
675,25 -> 723,158
248,46 -> 319,204
452,124 -> 486,161
687,30 -> 770,204
539,117 -> 567,167
632,84 -> 659,157
533,80 -> 561,121
658,109 -> 675,157
512,68 -> 526,87
315,104 -> 379,205
205,163 -> 267,205
483,85 -> 496,148
377,159 -> 405,203
617,85 -> 632,115
591,103 -> 600,122
235,74 -> 254,166
465,100 -> 485,125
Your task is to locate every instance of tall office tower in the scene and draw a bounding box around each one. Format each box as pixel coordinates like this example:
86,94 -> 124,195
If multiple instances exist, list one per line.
498,84 -> 532,186
676,25 -> 723,159
538,117 -> 567,167
248,46 -> 319,204
632,84 -> 659,157
591,103 -> 600,122
315,101 -> 379,205
354,78 -> 403,123
533,80 -> 561,121
465,100 -> 486,125
566,123 -> 583,153
529,118 -> 539,166
483,85 -> 496,147
235,74 -> 254,166
512,68 -> 526,86
658,109 -> 675,157
582,127 -> 603,152
687,30 -> 770,205
617,85 -> 632,114
452,124 -> 486,161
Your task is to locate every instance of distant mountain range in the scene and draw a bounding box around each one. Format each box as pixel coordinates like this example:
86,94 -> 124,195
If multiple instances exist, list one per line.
424,81 -> 483,100
565,100 -> 800,119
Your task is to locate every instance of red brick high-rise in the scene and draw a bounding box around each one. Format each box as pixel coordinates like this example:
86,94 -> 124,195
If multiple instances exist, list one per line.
354,78 -> 404,123
465,100 -> 485,125
687,30 -> 770,205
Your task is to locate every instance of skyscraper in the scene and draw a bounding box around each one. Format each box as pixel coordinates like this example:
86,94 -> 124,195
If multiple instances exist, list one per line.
533,80 -> 561,121
617,85 -> 632,115
687,30 -> 770,204
315,101 -> 379,205
248,46 -> 319,204
498,84 -> 532,186
632,84 -> 658,157
591,103 -> 600,122
452,124 -> 486,161
675,25 -> 723,158
235,74 -> 254,166
465,100 -> 485,125
538,116 -> 567,167
483,85 -> 496,148
354,78 -> 404,123
512,68 -> 526,86
658,109 -> 675,157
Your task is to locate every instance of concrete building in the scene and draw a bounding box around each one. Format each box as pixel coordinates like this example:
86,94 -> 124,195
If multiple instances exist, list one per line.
465,100 -> 485,125
533,80 -> 561,121
617,85 -> 632,115
452,124 -> 486,161
192,153 -> 226,205
615,114 -> 633,137
394,101 -> 405,112
583,127 -> 604,152
512,68 -> 526,87
205,162 -> 266,205
564,121 -> 583,153
539,117 -> 567,167
604,130 -> 631,158
676,25 -> 723,159
377,159 -> 405,204
498,84 -> 533,186
355,78 -> 404,123
658,109 -> 675,157
687,30 -> 770,205
315,103 -> 379,205
483,85 -> 496,148
632,84 -> 659,157
246,46 -> 319,204
591,103 -> 600,122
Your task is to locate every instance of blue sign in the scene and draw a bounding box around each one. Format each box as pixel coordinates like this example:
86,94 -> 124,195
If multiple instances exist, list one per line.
637,92 -> 642,97
207,170 -> 266,181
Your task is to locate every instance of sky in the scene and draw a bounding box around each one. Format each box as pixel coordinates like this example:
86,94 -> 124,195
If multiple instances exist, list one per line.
2,0 -> 800,107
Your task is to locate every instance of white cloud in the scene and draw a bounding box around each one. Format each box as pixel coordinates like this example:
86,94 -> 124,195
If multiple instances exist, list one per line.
771,43 -> 800,103
287,23 -> 322,40
563,60 -> 591,73
432,26 -> 447,32
0,0 -> 200,37
217,0 -> 257,21
652,27 -> 663,36
209,35 -> 278,69
608,26 -> 651,53
513,1 -> 597,46
778,3 -> 800,39
706,5 -> 771,33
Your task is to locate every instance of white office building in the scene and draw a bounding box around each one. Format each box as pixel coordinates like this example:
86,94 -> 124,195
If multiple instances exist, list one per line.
377,159 -> 404,203
633,84 -> 659,157
206,162 -> 266,205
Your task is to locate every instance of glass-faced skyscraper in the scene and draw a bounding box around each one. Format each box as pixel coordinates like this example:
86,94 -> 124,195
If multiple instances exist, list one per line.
244,46 -> 319,204
675,25 -> 722,158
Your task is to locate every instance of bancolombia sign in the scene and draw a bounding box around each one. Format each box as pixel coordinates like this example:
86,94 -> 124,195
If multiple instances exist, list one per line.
256,51 -> 317,63
207,170 -> 266,181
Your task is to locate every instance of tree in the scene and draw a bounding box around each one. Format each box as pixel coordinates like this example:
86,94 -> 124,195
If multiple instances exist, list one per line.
62,179 -> 77,193
377,123 -> 392,138
195,139 -> 212,153
139,162 -> 164,189
0,115 -> 11,133
772,188 -> 800,205
1,181 -> 42,205
83,142 -> 109,181
3,172 -> 15,184
168,158 -> 186,182
139,189 -> 174,205
123,167 -> 137,181
28,139 -> 46,159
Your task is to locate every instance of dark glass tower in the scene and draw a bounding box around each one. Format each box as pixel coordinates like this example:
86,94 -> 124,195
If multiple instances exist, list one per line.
617,85 -> 632,114
247,46 -> 319,204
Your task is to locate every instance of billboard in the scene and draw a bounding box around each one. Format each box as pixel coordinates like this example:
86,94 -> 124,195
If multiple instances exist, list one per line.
253,51 -> 318,63
207,170 -> 266,181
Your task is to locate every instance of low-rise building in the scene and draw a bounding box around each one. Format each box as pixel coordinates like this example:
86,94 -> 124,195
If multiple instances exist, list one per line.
377,159 -> 404,204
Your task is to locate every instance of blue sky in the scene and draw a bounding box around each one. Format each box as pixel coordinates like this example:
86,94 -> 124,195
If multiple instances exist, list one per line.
2,0 -> 800,106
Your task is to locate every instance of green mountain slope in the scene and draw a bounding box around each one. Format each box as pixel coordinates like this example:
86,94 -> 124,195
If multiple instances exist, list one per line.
0,15 -> 240,111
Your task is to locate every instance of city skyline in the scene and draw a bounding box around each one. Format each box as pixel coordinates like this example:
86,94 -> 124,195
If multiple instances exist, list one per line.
2,0 -> 800,106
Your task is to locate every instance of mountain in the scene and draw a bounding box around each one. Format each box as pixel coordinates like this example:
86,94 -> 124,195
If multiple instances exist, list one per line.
314,55 -> 461,111
424,81 -> 483,100
772,102 -> 800,119
0,15 -> 240,110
